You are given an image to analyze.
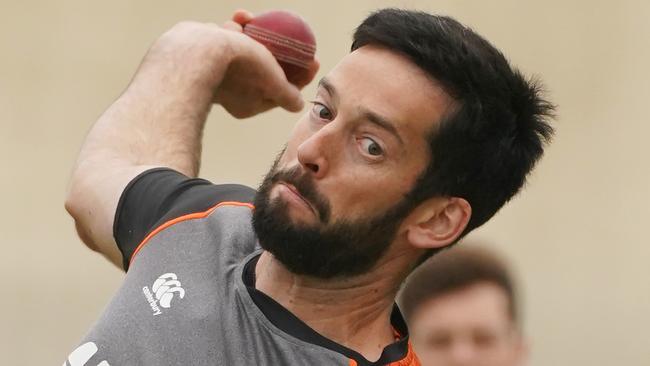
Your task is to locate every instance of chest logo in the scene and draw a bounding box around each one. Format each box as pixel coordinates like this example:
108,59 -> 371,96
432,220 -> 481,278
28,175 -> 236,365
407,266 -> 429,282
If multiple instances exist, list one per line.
64,342 -> 110,366
142,272 -> 185,315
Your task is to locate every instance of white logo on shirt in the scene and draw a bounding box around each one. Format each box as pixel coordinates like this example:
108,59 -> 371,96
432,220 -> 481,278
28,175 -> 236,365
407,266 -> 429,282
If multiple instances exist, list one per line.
142,272 -> 185,315
64,342 -> 110,366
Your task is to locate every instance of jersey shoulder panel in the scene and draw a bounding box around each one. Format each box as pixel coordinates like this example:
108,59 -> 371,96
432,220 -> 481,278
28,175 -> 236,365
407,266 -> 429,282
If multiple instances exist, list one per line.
113,167 -> 255,270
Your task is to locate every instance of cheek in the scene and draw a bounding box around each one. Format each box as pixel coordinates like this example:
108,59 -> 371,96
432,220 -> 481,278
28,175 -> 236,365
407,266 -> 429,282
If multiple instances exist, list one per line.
327,172 -> 386,212
283,114 -> 312,162
341,169 -> 410,204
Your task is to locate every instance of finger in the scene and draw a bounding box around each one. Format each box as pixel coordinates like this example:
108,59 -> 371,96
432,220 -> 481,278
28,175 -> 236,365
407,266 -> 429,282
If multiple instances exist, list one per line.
221,20 -> 243,33
271,79 -> 304,112
226,101 -> 276,119
232,9 -> 255,26
244,43 -> 304,112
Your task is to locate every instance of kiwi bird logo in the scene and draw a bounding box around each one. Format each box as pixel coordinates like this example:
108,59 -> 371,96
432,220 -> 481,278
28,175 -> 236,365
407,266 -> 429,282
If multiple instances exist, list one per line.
152,273 -> 185,308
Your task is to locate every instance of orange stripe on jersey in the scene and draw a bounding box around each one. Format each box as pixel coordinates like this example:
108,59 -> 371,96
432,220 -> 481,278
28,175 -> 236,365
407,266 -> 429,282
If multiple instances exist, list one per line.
348,342 -> 421,366
128,201 -> 254,266
390,342 -> 421,366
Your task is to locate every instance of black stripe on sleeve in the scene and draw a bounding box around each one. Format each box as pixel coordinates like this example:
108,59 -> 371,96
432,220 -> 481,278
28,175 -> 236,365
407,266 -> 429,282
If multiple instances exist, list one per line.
113,168 -> 255,270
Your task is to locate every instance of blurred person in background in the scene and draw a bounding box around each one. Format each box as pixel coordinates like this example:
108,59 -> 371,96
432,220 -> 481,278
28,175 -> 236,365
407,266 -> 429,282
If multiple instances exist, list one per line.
399,246 -> 527,366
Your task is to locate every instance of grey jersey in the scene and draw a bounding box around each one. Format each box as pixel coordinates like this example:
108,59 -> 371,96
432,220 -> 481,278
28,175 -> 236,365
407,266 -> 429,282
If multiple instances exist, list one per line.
64,169 -> 419,366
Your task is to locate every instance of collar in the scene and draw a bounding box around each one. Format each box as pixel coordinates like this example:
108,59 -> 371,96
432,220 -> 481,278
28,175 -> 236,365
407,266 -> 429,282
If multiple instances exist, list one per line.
243,253 -> 416,366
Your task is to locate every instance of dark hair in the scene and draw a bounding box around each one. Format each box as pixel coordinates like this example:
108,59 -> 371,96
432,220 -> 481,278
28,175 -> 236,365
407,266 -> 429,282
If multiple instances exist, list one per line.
398,246 -> 519,324
352,9 -> 554,241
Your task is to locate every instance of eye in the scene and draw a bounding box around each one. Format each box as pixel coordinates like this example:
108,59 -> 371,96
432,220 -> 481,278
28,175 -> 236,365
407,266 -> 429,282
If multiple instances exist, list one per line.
427,333 -> 452,349
310,102 -> 333,121
359,137 -> 383,156
473,331 -> 497,348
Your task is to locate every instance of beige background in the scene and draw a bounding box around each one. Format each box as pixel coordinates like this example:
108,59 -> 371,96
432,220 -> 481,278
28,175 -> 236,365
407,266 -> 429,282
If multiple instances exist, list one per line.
1,0 -> 649,365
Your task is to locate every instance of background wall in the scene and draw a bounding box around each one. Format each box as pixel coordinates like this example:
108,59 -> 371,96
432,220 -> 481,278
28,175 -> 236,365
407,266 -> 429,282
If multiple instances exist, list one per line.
1,0 -> 648,365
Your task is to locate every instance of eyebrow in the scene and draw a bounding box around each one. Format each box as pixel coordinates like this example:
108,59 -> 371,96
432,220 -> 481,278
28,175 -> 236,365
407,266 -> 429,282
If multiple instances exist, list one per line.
317,77 -> 404,146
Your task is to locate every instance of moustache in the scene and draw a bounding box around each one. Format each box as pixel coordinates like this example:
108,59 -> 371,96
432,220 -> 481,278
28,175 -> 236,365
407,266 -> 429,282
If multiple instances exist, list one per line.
270,166 -> 331,223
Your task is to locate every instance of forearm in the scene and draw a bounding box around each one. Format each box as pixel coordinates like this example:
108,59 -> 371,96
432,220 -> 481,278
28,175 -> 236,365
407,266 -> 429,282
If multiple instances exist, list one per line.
77,30 -> 233,178
65,20 -> 308,263
78,82 -> 210,178
66,24 -> 234,262
65,84 -> 214,266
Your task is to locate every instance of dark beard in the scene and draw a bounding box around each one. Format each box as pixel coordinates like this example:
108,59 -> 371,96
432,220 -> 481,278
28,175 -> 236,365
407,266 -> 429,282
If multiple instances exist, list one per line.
252,156 -> 415,279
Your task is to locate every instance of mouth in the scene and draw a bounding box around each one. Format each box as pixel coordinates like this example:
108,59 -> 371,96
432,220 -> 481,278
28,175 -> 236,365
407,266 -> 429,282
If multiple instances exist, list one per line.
277,182 -> 317,216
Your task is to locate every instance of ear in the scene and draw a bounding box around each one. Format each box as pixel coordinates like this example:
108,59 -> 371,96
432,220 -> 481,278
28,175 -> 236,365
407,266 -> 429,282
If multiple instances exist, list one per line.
404,197 -> 471,250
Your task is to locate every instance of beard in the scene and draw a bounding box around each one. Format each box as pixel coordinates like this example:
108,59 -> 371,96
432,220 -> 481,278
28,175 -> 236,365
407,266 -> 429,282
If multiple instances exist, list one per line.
252,154 -> 416,279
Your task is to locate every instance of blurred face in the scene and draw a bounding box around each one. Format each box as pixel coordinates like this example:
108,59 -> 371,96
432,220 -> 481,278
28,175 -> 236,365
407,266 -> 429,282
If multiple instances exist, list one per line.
409,282 -> 526,366
253,45 -> 453,278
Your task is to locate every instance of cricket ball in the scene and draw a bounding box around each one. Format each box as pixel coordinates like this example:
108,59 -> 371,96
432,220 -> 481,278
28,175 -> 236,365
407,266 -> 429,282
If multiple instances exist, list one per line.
243,10 -> 316,85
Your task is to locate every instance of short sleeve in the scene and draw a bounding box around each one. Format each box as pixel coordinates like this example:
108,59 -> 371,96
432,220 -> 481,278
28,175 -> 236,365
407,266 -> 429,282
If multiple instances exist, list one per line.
113,168 -> 255,270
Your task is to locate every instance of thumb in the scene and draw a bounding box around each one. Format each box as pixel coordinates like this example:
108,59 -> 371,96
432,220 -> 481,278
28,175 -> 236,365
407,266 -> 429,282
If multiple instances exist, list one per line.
232,9 -> 255,26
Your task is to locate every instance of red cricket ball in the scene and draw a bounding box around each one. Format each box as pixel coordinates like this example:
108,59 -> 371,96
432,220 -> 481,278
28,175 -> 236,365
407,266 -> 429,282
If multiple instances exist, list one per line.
243,10 -> 316,86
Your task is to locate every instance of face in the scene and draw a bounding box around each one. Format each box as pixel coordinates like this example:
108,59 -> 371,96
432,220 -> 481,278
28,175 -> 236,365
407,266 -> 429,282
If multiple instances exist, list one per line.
253,45 -> 453,278
409,283 -> 526,366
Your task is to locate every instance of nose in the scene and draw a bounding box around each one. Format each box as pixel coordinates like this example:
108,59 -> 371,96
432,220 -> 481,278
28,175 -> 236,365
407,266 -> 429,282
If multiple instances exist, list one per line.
445,339 -> 478,366
296,125 -> 336,179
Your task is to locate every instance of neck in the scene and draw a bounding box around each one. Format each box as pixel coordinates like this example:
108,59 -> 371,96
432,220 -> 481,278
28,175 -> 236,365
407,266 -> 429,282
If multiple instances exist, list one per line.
254,248 -> 415,362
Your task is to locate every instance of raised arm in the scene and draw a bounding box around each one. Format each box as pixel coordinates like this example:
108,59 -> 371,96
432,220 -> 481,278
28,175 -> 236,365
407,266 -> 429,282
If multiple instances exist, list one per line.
65,16 -> 316,267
